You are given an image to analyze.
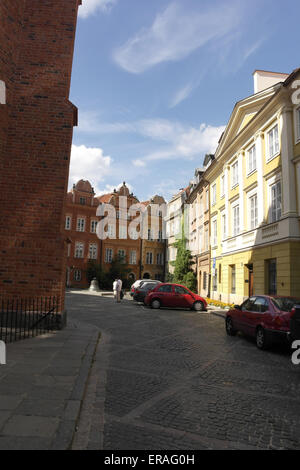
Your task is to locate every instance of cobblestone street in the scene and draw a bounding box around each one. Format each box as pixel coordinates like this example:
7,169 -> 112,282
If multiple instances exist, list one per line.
66,292 -> 300,450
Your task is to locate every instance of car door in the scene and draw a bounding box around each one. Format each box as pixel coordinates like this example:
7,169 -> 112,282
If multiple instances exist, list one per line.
173,286 -> 192,308
156,285 -> 173,307
239,297 -> 257,334
248,297 -> 270,336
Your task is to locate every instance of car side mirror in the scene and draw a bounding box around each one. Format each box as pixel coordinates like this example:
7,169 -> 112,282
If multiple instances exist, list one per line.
234,305 -> 241,310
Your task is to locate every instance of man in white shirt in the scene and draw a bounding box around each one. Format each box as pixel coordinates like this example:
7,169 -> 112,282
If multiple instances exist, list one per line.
113,278 -> 123,303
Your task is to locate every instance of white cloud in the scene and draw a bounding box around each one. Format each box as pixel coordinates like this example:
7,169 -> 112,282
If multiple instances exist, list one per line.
132,159 -> 146,168
78,0 -> 117,19
169,82 -> 195,108
69,144 -> 112,194
113,1 -> 241,73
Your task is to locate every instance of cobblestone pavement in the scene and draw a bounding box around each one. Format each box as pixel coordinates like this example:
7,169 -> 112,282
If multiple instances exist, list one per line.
66,292 -> 300,450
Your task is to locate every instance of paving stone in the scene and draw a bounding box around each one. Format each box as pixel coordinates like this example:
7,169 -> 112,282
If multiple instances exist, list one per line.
2,415 -> 60,438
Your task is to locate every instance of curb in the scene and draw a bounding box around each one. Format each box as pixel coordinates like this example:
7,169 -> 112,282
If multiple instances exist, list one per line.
50,324 -> 101,450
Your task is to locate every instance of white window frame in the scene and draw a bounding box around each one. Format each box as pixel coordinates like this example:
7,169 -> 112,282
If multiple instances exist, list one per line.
231,160 -> 239,188
221,212 -> 226,240
105,248 -> 113,263
232,204 -> 240,237
119,225 -> 127,239
75,242 -> 84,259
267,123 -> 280,161
89,243 -> 98,260
90,220 -> 98,233
107,224 -> 115,238
76,217 -> 86,232
130,250 -> 137,265
65,215 -> 72,230
74,269 -> 82,282
146,252 -> 153,265
212,218 -> 218,248
248,193 -> 258,230
269,180 -> 282,223
247,144 -> 257,175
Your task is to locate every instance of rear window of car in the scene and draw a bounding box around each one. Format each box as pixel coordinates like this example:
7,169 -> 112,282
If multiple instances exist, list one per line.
271,297 -> 300,312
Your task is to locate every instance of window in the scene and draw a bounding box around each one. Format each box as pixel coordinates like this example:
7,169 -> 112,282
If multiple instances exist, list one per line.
75,242 -> 84,258
253,297 -> 269,313
211,184 -> 217,206
67,244 -> 71,258
174,286 -> 190,295
158,230 -> 163,242
74,270 -> 81,282
156,253 -> 164,265
119,225 -> 127,239
65,216 -> 71,230
248,145 -> 257,174
231,161 -> 239,187
89,243 -> 98,260
268,124 -> 279,159
90,220 -> 98,233
270,181 -> 282,223
79,197 -> 86,205
130,250 -> 137,265
105,248 -> 113,263
212,220 -> 218,247
233,205 -> 240,236
158,285 -> 172,293
118,250 -> 126,262
76,218 -> 85,232
231,265 -> 236,294
146,252 -> 153,265
249,194 -> 258,230
220,175 -> 225,198
147,229 -> 153,241
107,224 -> 115,238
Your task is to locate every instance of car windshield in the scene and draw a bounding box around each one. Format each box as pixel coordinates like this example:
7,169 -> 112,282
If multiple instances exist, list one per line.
141,283 -> 156,291
271,297 -> 300,312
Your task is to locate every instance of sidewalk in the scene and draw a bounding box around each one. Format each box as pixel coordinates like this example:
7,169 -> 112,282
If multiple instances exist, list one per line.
0,318 -> 100,450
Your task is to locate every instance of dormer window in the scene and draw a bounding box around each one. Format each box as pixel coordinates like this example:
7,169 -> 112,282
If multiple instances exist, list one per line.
80,197 -> 86,205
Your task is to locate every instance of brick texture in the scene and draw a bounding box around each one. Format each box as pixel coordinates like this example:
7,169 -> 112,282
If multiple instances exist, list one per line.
0,0 -> 81,310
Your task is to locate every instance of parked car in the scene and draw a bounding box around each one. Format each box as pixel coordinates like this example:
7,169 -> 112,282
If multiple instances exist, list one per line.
130,279 -> 161,297
144,283 -> 207,312
133,281 -> 161,303
290,304 -> 300,341
225,295 -> 300,350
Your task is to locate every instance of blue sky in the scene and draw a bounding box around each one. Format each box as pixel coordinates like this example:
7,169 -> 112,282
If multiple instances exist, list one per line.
69,0 -> 300,201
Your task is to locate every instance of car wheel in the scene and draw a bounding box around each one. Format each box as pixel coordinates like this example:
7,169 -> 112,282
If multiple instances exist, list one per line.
226,317 -> 237,336
256,327 -> 269,350
151,299 -> 161,310
193,301 -> 205,312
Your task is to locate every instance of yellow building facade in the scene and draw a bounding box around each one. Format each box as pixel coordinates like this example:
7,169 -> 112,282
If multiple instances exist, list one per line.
206,69 -> 300,304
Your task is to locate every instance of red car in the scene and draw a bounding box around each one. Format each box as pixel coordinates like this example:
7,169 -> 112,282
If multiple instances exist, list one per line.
226,295 -> 300,350
144,283 -> 207,312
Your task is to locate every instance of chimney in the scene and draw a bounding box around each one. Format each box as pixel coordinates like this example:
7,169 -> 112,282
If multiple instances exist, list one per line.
253,70 -> 289,94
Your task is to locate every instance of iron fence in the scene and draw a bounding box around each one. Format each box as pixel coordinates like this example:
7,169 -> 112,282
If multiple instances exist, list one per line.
0,297 -> 61,344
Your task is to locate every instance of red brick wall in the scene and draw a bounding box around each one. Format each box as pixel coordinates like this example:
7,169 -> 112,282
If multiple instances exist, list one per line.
0,0 -> 81,311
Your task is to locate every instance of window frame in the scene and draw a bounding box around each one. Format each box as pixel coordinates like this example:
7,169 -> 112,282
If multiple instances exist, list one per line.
266,123 -> 280,162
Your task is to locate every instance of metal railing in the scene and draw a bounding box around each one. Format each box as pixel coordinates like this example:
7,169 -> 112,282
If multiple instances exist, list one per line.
0,297 -> 61,344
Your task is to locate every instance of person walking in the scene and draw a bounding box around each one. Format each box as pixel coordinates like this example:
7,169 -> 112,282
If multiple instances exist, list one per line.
117,278 -> 123,302
113,278 -> 119,302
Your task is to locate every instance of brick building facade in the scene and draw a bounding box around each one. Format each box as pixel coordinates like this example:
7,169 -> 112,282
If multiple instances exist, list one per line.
65,181 -> 167,288
0,0 -> 80,311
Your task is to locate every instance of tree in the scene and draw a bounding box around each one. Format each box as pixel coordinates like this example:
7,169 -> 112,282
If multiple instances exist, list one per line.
171,219 -> 197,292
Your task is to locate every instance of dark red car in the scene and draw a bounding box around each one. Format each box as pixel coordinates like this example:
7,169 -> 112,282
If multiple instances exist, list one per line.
226,295 -> 300,350
144,283 -> 207,312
